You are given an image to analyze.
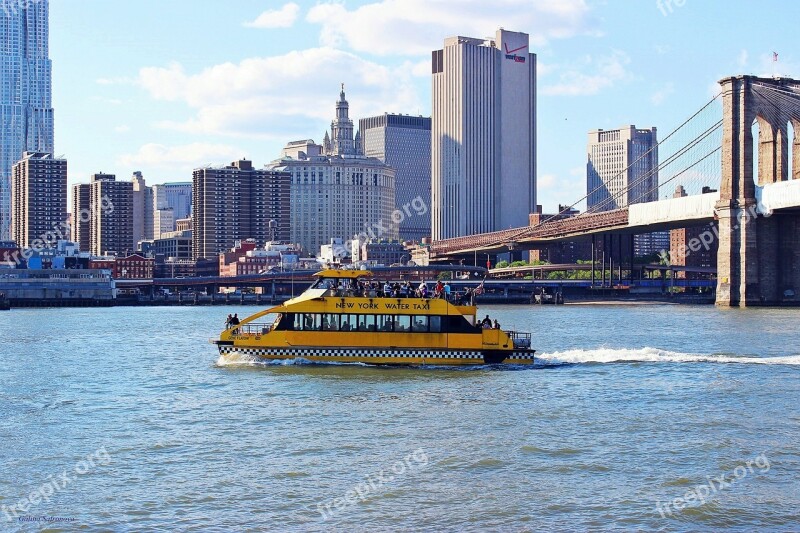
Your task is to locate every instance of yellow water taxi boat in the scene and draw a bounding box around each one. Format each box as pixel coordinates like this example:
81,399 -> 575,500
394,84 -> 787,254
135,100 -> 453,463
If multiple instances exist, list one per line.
214,269 -> 534,366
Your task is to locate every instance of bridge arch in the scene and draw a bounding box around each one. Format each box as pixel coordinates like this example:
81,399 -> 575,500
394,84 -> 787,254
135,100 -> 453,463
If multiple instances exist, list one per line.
791,118 -> 800,180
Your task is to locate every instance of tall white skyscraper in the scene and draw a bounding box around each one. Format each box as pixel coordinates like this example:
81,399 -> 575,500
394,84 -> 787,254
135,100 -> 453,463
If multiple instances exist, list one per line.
0,0 -> 54,240
431,29 -> 537,240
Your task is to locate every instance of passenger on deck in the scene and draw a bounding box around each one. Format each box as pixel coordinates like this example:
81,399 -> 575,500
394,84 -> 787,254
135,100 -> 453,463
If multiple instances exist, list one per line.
225,314 -> 233,328
400,283 -> 409,298
444,283 -> 452,301
493,319 -> 501,329
418,282 -> 428,298
481,315 -> 492,329
460,287 -> 473,306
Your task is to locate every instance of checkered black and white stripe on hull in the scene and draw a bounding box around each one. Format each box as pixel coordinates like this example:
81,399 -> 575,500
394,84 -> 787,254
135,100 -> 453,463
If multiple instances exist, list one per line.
217,345 -> 534,365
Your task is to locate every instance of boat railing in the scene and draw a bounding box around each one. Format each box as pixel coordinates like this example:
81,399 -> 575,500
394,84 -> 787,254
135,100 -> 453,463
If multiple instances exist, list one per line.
228,322 -> 273,336
507,331 -> 532,349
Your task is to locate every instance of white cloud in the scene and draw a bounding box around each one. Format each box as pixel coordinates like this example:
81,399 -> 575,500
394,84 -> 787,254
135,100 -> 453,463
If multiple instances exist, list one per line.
538,173 -> 557,188
95,76 -> 134,85
537,171 -> 586,213
114,125 -> 131,133
650,82 -> 675,106
410,59 -> 430,78
137,48 -> 424,139
118,143 -> 245,169
306,0 -> 596,56
244,2 -> 300,29
737,49 -> 748,68
541,50 -> 632,96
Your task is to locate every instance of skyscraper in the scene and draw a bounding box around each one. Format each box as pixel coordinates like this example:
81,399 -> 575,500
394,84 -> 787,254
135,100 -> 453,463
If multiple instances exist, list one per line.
11,152 -> 66,248
192,160 -> 290,260
0,0 -> 54,240
89,173 -> 133,256
132,171 -> 154,248
71,183 -> 91,252
152,182 -> 192,223
431,29 -> 537,240
587,125 -> 658,210
586,125 -> 667,255
359,114 -> 431,242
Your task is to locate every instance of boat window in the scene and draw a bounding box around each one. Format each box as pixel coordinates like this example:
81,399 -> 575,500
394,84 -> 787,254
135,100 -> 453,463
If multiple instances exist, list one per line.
429,316 -> 442,333
275,313 -> 295,331
411,316 -> 428,332
323,314 -> 339,331
393,315 -> 411,333
447,314 -> 476,333
377,315 -> 393,332
357,314 -> 375,332
302,314 -> 321,331
339,315 -> 353,331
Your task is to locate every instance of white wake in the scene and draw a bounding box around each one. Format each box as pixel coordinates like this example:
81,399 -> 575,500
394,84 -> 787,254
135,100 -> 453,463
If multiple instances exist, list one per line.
537,347 -> 800,366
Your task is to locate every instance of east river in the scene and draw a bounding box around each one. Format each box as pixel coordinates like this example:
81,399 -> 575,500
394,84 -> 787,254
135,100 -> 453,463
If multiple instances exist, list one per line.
1,304 -> 798,531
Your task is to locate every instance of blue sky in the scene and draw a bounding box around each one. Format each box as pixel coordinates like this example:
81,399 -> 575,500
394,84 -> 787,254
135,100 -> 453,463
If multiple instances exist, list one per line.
49,0 -> 799,212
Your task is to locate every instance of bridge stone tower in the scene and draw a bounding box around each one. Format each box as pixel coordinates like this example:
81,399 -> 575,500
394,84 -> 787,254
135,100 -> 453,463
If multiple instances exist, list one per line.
716,75 -> 800,306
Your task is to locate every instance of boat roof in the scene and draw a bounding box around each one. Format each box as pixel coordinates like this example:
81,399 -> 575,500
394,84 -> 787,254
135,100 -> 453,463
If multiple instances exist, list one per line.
312,269 -> 373,279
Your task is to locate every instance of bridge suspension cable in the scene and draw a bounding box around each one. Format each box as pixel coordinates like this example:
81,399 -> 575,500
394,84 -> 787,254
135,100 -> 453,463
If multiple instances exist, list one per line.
464,92 -> 729,252
537,91 -> 725,229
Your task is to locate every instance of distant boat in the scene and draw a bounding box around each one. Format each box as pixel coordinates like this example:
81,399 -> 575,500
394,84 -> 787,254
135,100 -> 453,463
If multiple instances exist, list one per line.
0,293 -> 10,311
213,269 -> 534,366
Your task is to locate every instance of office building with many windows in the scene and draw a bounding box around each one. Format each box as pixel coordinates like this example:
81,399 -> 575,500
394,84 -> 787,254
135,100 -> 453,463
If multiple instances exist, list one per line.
587,125 -> 667,256
11,151 -> 66,248
192,160 -> 290,260
359,114 -> 431,242
153,181 -> 192,227
89,173 -> 133,256
71,183 -> 91,252
431,29 -> 537,240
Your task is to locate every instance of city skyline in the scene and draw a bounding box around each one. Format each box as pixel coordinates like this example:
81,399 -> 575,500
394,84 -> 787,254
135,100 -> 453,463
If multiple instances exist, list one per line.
47,0 -> 800,213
